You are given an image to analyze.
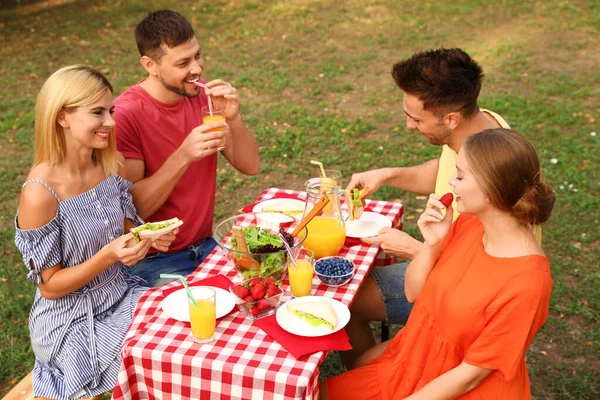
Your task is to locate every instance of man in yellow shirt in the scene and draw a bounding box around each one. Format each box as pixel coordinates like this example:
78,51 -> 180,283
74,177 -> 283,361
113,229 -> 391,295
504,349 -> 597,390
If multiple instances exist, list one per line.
342,48 -> 510,368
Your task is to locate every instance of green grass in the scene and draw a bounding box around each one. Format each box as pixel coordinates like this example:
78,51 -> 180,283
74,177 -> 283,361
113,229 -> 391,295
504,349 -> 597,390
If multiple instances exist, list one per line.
1,0 -> 599,398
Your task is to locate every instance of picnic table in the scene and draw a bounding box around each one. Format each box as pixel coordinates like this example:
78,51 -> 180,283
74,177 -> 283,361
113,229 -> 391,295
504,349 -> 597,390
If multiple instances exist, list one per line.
113,188 -> 403,400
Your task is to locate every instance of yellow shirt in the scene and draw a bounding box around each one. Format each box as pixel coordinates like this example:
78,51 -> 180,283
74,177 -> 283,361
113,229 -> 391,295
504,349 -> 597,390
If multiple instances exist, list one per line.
433,109 -> 542,243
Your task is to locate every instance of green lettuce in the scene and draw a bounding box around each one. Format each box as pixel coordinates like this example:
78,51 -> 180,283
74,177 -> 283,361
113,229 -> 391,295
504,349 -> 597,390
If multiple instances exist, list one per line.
232,226 -> 288,279
231,226 -> 283,252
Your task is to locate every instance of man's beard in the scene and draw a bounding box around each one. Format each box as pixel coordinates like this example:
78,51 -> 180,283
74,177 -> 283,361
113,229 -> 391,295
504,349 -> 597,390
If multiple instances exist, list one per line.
158,73 -> 198,98
426,122 -> 452,146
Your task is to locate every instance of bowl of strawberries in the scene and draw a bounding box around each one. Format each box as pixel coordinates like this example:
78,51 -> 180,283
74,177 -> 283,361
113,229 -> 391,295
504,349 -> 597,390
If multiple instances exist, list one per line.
229,277 -> 284,320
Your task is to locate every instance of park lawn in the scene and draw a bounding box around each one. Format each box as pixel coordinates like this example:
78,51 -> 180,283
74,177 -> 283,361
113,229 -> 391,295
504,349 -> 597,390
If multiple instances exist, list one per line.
0,0 -> 598,398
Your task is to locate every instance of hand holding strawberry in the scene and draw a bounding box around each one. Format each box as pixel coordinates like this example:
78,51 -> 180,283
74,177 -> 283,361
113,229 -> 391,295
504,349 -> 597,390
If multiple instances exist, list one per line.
417,193 -> 454,247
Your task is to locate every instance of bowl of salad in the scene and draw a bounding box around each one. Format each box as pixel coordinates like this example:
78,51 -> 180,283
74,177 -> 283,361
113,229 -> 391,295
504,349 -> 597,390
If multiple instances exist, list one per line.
213,212 -> 308,280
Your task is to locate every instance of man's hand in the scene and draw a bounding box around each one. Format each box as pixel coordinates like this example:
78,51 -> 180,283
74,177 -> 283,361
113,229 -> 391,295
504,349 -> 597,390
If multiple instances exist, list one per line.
361,227 -> 422,260
204,79 -> 240,120
177,123 -> 227,163
151,228 -> 179,252
345,169 -> 389,197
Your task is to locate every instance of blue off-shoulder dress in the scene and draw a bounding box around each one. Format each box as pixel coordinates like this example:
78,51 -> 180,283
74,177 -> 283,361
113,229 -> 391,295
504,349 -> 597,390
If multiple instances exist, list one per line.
14,175 -> 148,400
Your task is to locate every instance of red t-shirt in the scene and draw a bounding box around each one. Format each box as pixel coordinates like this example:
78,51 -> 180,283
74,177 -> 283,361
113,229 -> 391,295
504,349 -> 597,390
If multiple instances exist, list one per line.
114,82 -> 216,253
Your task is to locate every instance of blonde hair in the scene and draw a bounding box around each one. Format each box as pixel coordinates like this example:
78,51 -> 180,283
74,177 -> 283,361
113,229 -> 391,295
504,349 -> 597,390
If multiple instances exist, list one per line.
463,128 -> 555,226
34,65 -> 117,175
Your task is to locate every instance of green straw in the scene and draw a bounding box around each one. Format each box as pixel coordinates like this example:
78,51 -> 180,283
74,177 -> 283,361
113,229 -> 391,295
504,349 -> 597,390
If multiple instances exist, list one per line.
160,273 -> 198,307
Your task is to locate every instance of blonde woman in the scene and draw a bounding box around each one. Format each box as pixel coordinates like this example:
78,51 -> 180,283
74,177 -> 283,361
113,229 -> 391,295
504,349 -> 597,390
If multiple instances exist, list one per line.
323,129 -> 555,400
14,65 -> 177,399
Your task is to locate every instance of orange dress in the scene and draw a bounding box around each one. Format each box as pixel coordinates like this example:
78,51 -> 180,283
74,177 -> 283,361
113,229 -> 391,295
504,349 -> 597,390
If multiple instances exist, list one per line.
327,215 -> 553,400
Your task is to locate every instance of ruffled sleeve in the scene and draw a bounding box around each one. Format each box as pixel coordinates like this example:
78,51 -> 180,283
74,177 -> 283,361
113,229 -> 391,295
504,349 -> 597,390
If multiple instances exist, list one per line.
115,175 -> 144,226
14,215 -> 62,284
463,263 -> 553,381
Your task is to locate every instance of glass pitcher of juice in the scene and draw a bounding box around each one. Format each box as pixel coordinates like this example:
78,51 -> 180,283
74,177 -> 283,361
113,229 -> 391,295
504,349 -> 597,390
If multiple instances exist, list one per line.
301,177 -> 347,259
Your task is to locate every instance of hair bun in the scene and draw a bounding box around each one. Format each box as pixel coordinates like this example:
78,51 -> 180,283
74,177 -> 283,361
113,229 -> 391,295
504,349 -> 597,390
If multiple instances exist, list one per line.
512,181 -> 555,225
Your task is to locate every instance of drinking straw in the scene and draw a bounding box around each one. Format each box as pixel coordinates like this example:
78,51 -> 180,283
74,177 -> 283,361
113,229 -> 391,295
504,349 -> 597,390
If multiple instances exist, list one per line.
207,96 -> 214,117
192,81 -> 213,117
278,233 -> 299,269
160,273 -> 198,307
310,160 -> 327,178
192,81 -> 208,89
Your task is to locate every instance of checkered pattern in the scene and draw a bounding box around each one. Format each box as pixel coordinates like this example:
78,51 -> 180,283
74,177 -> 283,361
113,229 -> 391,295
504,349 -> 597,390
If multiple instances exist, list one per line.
113,188 -> 404,400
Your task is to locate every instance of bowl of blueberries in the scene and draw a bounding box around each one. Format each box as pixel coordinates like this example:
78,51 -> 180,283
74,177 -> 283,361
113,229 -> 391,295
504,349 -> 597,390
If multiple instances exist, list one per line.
314,256 -> 355,287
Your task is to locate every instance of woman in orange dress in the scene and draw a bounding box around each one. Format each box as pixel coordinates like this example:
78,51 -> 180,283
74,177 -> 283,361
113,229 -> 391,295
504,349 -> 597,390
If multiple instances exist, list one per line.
323,128 -> 555,400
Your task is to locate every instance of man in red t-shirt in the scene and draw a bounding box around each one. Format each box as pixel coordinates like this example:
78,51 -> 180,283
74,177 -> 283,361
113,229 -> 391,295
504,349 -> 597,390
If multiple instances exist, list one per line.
114,10 -> 260,286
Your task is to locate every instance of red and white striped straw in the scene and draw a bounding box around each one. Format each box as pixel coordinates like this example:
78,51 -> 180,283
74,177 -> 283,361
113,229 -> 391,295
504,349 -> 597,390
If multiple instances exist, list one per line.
192,81 -> 213,117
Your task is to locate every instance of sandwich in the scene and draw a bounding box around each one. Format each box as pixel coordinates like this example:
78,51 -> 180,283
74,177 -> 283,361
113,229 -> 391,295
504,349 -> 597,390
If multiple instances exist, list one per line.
347,187 -> 370,220
286,300 -> 337,331
260,200 -> 304,218
130,218 -> 183,242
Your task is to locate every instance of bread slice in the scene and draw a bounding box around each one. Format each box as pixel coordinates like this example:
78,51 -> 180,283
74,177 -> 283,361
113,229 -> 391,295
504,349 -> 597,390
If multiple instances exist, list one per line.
347,187 -> 369,221
130,218 -> 183,242
287,300 -> 337,331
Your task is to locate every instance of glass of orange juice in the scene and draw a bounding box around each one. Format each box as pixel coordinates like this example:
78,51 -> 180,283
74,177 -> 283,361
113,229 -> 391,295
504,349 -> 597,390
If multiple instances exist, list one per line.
188,287 -> 217,343
201,105 -> 226,150
288,248 -> 315,297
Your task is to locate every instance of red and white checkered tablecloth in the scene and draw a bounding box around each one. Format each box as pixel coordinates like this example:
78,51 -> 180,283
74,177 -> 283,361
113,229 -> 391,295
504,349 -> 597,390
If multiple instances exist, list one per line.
113,188 -> 404,400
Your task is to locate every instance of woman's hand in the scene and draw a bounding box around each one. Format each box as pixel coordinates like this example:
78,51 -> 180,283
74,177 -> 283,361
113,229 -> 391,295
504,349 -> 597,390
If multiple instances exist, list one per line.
106,233 -> 152,266
151,227 -> 179,252
418,194 -> 454,247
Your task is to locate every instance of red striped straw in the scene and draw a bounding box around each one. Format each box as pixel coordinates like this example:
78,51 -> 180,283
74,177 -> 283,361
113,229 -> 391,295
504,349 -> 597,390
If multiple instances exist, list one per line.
192,81 -> 213,117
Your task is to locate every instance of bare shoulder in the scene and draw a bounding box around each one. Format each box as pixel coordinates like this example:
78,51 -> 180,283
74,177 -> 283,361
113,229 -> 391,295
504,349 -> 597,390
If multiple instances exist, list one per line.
17,164 -> 59,229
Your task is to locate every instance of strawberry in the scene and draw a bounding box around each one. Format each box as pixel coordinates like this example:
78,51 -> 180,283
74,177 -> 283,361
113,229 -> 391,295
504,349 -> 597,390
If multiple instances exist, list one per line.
233,285 -> 250,299
244,295 -> 254,303
250,283 -> 266,300
263,277 -> 276,286
257,299 -> 270,311
250,306 -> 260,317
439,192 -> 454,207
250,277 -> 262,286
267,284 -> 280,297
232,286 -> 242,298
239,286 -> 250,298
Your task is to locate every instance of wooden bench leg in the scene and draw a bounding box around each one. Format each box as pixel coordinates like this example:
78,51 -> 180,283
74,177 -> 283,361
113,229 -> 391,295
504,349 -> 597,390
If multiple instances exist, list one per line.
2,371 -> 105,400
3,371 -> 35,400
34,395 -> 104,400
35,395 -> 104,400
381,322 -> 390,341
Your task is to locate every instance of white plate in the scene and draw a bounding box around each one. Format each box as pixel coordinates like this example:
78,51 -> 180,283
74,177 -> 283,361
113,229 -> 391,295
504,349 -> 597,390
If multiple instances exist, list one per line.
275,296 -> 350,337
252,198 -> 305,217
160,286 -> 236,322
255,212 -> 295,230
345,212 -> 392,238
